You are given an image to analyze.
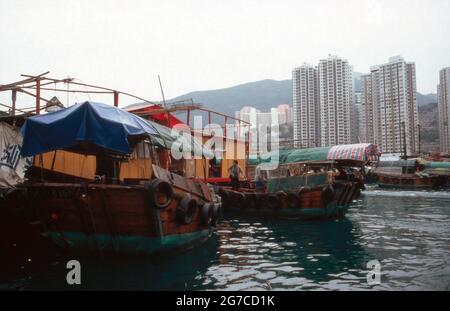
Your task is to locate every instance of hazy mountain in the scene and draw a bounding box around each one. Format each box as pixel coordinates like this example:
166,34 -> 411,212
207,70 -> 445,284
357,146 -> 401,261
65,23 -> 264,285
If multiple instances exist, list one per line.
169,79 -> 292,117
124,77 -> 440,150
416,92 -> 437,107
353,72 -> 364,92
418,102 -> 439,152
167,77 -> 436,114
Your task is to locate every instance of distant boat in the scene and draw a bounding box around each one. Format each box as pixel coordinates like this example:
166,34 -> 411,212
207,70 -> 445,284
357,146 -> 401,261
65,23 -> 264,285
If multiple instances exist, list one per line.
375,160 -> 447,189
219,144 -> 379,220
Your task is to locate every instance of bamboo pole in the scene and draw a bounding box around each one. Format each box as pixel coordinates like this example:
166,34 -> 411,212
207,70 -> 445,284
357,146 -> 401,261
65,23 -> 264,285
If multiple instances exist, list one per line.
36,78 -> 41,114
114,91 -> 119,107
16,88 -> 50,103
22,86 -> 113,94
11,90 -> 16,116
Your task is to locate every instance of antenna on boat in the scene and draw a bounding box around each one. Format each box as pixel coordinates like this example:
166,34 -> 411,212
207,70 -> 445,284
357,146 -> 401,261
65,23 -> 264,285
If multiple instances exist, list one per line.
158,75 -> 167,109
401,121 -> 407,160
158,75 -> 171,128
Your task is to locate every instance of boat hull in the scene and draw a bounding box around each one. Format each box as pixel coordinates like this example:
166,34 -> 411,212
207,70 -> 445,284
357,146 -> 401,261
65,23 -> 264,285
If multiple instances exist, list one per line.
376,173 -> 447,189
9,181 -> 218,256
218,181 -> 360,220
44,229 -> 212,255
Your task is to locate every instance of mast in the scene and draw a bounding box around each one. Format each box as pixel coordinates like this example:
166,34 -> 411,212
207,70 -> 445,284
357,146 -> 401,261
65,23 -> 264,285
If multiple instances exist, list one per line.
401,121 -> 407,160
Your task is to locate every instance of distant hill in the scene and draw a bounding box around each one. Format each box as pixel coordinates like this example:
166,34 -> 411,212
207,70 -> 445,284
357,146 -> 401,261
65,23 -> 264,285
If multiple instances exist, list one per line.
168,77 -> 436,114
353,72 -> 363,92
416,92 -> 437,107
169,79 -> 292,117
418,102 -> 439,152
126,77 -> 437,118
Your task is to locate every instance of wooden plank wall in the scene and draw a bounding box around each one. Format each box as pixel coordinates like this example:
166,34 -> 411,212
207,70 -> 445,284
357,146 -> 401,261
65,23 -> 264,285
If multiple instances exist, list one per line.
36,151 -> 96,180
34,138 -> 247,181
221,138 -> 247,178
36,151 -> 153,181
120,159 -> 153,180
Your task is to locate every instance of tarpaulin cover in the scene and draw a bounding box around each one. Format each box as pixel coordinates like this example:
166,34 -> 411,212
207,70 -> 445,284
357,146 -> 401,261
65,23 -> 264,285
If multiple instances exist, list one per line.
377,160 -> 416,167
423,161 -> 450,169
286,147 -> 331,163
150,120 -> 214,159
127,104 -> 184,128
326,143 -> 380,162
423,161 -> 450,176
20,101 -> 213,158
21,101 -> 161,157
249,144 -> 380,165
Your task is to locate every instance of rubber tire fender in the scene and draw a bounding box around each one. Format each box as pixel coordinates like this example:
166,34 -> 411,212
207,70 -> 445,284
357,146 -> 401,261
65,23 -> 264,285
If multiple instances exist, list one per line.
176,195 -> 197,225
200,203 -> 214,228
145,178 -> 173,209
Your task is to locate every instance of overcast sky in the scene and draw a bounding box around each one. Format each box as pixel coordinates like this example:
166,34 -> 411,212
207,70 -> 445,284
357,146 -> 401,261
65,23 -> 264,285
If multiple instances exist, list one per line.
0,0 -> 449,108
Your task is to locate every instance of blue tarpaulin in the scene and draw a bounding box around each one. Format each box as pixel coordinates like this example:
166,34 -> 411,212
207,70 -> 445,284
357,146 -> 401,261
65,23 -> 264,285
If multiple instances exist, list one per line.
20,101 -> 163,157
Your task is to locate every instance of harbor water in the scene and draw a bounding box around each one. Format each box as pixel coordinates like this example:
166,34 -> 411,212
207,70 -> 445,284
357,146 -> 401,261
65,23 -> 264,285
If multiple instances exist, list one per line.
3,186 -> 450,290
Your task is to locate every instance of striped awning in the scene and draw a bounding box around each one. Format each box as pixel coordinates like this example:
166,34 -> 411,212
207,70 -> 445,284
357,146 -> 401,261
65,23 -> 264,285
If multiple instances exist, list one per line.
327,143 -> 380,162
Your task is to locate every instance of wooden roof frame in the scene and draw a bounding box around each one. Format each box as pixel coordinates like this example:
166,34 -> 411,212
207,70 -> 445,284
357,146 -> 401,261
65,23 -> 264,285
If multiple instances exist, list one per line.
0,71 -> 156,116
0,72 -> 251,132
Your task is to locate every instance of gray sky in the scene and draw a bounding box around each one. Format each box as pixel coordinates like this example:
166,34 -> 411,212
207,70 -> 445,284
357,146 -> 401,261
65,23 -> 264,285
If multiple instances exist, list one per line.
1,0 -> 449,108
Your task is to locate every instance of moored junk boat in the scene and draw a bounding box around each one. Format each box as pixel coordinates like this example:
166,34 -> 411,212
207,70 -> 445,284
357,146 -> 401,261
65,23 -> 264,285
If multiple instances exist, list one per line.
219,144 -> 380,220
421,161 -> 450,187
375,159 -> 447,189
6,101 -> 222,255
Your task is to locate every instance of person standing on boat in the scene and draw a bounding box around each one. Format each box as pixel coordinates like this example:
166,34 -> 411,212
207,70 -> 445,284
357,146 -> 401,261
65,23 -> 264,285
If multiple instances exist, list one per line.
228,160 -> 243,191
255,166 -> 266,192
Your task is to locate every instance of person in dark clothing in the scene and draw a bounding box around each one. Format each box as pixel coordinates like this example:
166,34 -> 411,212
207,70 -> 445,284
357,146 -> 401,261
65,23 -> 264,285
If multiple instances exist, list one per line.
228,160 -> 243,191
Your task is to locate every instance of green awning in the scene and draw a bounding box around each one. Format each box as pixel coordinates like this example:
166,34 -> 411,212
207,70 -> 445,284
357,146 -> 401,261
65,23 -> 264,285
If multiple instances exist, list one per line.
250,144 -> 379,166
150,121 -> 213,158
285,147 -> 331,163
377,160 -> 417,167
423,161 -> 450,169
249,147 -> 332,165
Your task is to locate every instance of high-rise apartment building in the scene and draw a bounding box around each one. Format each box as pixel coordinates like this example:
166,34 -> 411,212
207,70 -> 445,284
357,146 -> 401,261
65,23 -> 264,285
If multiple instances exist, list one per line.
352,91 -> 363,143
318,55 -> 353,146
438,67 -> 450,153
292,64 -> 320,148
236,105 -> 292,154
361,74 -> 373,143
292,56 -> 353,148
361,56 -> 419,155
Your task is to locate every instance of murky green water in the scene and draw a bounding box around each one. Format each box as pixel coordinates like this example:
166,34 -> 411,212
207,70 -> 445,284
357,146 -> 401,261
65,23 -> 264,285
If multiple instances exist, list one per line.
3,187 -> 450,290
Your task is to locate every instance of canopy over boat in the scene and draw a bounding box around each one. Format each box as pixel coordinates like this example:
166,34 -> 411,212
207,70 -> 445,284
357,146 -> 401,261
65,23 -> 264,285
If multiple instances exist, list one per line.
423,161 -> 450,169
126,104 -> 184,128
250,143 -> 380,166
422,161 -> 450,176
20,101 -> 212,158
326,144 -> 380,162
377,160 -> 417,167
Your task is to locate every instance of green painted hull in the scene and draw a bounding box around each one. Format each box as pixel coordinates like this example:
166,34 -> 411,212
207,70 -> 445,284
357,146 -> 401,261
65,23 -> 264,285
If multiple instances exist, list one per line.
44,229 -> 212,255
225,202 -> 350,220
377,182 -> 435,189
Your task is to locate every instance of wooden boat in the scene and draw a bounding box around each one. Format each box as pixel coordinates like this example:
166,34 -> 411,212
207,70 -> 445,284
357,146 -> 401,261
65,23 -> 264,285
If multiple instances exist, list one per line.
375,160 -> 447,189
218,144 -> 380,220
218,174 -> 360,220
422,160 -> 450,187
127,101 -> 250,182
2,101 -> 222,255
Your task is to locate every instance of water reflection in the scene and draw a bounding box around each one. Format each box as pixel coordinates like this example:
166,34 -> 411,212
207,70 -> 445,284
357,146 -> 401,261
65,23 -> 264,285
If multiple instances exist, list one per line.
349,189 -> 450,290
2,188 -> 450,290
197,217 -> 371,290
20,236 -> 220,291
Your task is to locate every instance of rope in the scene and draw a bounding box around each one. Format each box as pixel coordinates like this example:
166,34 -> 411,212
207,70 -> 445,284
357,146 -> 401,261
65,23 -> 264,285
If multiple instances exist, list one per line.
74,78 -> 92,102
85,186 -> 101,255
